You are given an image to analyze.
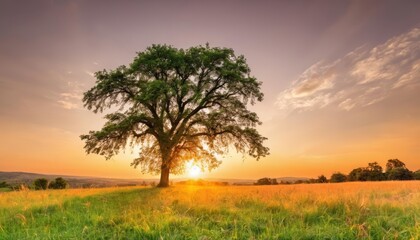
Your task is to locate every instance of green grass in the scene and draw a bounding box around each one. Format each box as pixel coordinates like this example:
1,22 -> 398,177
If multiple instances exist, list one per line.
0,182 -> 419,239
0,188 -> 11,193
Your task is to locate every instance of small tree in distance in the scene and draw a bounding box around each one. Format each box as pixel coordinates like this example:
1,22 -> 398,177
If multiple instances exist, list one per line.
330,172 -> 347,183
49,177 -> 68,189
385,159 -> 406,172
81,44 -> 269,187
255,178 -> 278,185
317,175 -> 328,183
414,170 -> 420,180
387,168 -> 413,180
34,178 -> 48,190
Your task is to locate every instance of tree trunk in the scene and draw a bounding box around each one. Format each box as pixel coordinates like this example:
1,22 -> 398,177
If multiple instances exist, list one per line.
157,165 -> 170,187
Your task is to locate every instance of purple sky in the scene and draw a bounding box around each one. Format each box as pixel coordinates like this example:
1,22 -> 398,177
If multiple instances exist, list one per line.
0,0 -> 419,178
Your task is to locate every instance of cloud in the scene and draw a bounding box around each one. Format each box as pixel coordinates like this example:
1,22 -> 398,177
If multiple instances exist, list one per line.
57,81 -> 84,110
57,100 -> 79,110
277,27 -> 420,112
85,70 -> 95,77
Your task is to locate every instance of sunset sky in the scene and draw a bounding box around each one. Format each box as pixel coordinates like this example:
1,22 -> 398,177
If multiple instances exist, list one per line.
0,0 -> 419,179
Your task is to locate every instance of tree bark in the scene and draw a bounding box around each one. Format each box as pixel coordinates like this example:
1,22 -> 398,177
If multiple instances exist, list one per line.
157,165 -> 170,187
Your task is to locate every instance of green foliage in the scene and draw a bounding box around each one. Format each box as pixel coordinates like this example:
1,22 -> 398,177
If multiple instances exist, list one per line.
49,177 -> 68,189
255,178 -> 278,185
348,162 -> 385,181
387,167 -> 414,180
414,170 -> 420,180
385,159 -> 406,172
348,167 -> 368,181
33,178 -> 48,190
330,172 -> 347,183
365,162 -> 385,181
317,175 -> 328,183
0,181 -> 11,192
0,181 -> 10,188
81,44 -> 269,187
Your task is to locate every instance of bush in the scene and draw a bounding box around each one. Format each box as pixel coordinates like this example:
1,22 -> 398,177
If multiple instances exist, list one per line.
0,181 -> 10,188
48,177 -> 68,189
414,170 -> 420,180
387,167 -> 413,180
330,172 -> 347,183
34,178 -> 48,190
255,178 -> 278,185
317,175 -> 328,183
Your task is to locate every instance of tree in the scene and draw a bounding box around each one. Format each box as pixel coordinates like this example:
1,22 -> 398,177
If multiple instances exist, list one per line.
330,172 -> 347,183
385,159 -> 406,172
365,162 -> 384,181
317,175 -> 328,183
348,168 -> 369,181
385,159 -> 411,180
348,162 -> 384,181
49,177 -> 68,189
34,178 -> 48,190
387,167 -> 413,180
81,44 -> 269,187
255,178 -> 278,185
414,170 -> 420,180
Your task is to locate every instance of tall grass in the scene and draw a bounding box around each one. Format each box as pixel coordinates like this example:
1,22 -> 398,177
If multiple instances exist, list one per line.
0,181 -> 419,239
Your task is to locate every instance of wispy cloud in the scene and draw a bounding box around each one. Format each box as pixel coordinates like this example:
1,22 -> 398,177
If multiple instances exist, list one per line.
57,81 -> 84,110
85,70 -> 95,77
277,27 -> 420,112
57,100 -> 79,110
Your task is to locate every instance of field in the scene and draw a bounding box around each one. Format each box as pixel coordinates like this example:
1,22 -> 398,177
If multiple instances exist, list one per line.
0,182 -> 419,239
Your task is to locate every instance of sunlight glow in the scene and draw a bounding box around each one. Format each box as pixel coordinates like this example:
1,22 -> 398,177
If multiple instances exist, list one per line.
187,161 -> 202,178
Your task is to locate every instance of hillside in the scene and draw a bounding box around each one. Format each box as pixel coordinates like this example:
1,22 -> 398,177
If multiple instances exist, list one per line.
0,171 -> 156,188
0,171 -> 309,187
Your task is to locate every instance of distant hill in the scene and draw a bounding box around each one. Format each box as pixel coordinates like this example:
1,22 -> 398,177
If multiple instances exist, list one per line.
0,171 -> 310,188
0,172 -> 157,188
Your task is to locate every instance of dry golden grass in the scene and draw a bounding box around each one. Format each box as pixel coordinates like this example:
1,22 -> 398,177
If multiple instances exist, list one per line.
0,186 -> 140,211
0,181 -> 419,239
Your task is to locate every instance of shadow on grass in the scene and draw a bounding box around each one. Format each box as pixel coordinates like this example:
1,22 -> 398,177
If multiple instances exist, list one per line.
0,187 -> 165,239
1,186 -> 418,239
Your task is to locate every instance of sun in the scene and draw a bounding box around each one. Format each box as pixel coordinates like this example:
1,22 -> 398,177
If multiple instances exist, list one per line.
187,162 -> 202,178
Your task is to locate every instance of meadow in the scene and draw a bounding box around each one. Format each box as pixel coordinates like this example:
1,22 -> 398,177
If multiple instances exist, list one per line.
0,181 -> 419,239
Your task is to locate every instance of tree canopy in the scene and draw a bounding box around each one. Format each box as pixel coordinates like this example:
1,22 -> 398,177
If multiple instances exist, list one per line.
330,172 -> 347,183
49,177 -> 68,189
385,159 -> 406,172
81,44 -> 269,187
34,178 -> 48,190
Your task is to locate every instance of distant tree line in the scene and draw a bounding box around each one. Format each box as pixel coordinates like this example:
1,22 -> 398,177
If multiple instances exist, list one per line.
256,159 -> 420,185
254,178 -> 278,185
0,177 -> 69,191
0,181 -> 11,188
34,177 -> 68,190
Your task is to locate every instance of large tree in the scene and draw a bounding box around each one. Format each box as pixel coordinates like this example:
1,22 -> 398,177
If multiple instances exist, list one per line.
81,44 -> 269,187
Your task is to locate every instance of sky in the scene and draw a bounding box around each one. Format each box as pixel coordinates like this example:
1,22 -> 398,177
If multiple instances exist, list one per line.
0,0 -> 419,179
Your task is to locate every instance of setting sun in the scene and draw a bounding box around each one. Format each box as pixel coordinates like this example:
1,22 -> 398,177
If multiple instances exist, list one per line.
186,161 -> 202,178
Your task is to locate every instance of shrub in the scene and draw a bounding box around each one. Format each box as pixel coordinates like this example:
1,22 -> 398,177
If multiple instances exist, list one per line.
317,175 -> 328,183
414,170 -> 420,180
48,177 -> 68,189
255,178 -> 278,185
34,178 -> 48,190
387,167 -> 413,180
330,172 -> 347,183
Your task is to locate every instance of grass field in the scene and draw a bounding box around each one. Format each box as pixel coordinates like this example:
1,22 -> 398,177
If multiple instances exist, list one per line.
0,181 -> 419,239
